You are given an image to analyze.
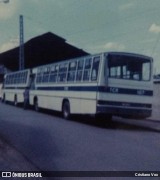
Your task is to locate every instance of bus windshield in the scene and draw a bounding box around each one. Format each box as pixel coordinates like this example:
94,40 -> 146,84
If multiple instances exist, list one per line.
108,54 -> 151,81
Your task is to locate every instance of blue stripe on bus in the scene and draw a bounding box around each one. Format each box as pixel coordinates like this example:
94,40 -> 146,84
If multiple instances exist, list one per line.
4,86 -> 153,96
35,86 -> 98,91
4,87 -> 26,90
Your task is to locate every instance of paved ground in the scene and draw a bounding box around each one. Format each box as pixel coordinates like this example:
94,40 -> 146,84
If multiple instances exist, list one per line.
0,134 -> 48,179
0,133 -> 37,171
0,99 -> 160,180
0,123 -> 159,180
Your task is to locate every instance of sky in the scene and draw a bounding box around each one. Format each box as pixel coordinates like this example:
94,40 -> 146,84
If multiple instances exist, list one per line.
1,0 -> 160,73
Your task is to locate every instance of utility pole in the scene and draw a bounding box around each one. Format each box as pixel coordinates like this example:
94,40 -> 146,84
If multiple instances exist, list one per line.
19,15 -> 24,70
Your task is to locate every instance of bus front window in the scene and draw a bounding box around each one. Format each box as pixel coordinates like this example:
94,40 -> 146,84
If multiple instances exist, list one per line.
108,54 -> 151,81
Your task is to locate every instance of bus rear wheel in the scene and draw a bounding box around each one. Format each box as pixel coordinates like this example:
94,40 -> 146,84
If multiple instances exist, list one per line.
62,101 -> 70,119
14,96 -> 18,106
34,98 -> 39,112
2,94 -> 6,103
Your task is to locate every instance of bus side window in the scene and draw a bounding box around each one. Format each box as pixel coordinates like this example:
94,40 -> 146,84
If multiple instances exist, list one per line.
7,75 -> 10,84
18,73 -> 21,84
67,61 -> 77,82
7,76 -> 10,84
76,59 -> 84,81
24,71 -> 28,83
42,67 -> 47,83
21,72 -> 25,84
14,73 -> 16,84
36,68 -> 43,83
42,66 -> 50,83
83,58 -> 92,81
5,76 -> 7,85
5,76 -> 8,85
9,75 -> 12,84
57,63 -> 68,82
91,57 -> 100,81
14,73 -> 17,84
49,65 -> 58,83
12,74 -> 15,84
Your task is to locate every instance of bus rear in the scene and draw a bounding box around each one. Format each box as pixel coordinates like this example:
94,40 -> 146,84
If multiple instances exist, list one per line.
97,52 -> 153,119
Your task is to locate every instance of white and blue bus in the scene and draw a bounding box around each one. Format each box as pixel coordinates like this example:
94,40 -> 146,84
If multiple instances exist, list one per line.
2,69 -> 31,105
28,52 -> 153,120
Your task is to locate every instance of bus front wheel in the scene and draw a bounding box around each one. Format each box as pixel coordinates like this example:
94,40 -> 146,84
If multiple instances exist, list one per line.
62,101 -> 70,119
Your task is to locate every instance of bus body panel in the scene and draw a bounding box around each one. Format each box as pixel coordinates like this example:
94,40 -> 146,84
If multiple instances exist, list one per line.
30,84 -> 97,114
3,89 -> 24,103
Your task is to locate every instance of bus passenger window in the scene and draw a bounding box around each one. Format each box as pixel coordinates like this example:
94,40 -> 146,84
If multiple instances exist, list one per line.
21,72 -> 25,84
78,60 -> 84,70
7,75 -> 10,84
9,75 -> 12,84
68,72 -> 75,81
57,63 -> 68,82
91,57 -> 100,81
42,67 -> 50,83
91,70 -> 96,80
83,58 -> 92,81
14,74 -> 16,84
24,71 -> 28,83
83,71 -> 90,81
5,76 -> 8,84
36,68 -> 43,83
76,71 -> 82,81
49,65 -> 57,83
76,59 -> 84,81
50,74 -> 56,82
67,61 -> 77,82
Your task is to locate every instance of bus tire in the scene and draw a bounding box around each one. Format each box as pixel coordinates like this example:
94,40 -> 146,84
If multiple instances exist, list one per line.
2,94 -> 6,103
62,100 -> 70,119
34,98 -> 39,112
14,95 -> 18,106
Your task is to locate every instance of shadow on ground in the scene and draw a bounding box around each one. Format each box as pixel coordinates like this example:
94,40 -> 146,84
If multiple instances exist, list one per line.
34,106 -> 160,134
4,102 -> 160,134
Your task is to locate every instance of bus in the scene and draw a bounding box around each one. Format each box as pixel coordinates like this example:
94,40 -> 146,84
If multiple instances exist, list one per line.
2,69 -> 31,105
28,51 -> 153,120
